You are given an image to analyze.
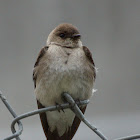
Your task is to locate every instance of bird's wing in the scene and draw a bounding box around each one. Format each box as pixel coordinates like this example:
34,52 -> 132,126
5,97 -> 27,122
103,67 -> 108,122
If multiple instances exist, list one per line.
37,100 -> 49,138
33,46 -> 95,140
33,46 -> 48,88
33,46 -> 50,138
83,46 -> 96,79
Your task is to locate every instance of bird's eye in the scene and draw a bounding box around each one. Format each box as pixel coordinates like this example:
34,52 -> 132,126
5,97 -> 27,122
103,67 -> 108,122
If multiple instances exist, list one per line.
59,33 -> 65,38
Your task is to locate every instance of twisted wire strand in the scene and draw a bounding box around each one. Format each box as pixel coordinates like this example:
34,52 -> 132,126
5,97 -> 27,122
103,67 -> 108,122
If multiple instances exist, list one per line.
1,91 -> 140,140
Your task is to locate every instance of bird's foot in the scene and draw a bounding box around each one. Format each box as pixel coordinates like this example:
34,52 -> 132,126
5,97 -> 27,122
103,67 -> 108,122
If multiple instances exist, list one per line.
75,99 -> 81,107
55,102 -> 65,113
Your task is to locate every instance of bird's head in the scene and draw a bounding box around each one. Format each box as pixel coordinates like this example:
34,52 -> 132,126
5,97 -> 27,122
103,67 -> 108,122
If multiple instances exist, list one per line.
47,23 -> 82,48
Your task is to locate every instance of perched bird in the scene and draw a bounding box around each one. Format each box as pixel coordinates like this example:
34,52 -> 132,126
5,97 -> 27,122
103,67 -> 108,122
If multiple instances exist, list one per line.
33,23 -> 96,140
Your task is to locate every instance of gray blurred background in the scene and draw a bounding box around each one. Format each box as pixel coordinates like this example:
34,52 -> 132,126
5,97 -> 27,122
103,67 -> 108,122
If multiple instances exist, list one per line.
0,0 -> 140,140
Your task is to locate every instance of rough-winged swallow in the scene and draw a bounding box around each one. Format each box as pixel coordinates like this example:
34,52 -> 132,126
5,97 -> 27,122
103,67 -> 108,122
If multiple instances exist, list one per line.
33,23 -> 96,140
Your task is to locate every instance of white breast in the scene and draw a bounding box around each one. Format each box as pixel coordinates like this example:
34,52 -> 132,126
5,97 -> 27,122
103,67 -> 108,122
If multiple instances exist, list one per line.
35,44 -> 94,136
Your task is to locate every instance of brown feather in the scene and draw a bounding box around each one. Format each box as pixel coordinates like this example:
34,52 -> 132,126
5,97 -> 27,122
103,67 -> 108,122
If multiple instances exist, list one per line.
33,46 -> 48,88
34,46 -> 49,67
83,46 -> 96,79
37,100 -> 49,138
37,100 -> 86,140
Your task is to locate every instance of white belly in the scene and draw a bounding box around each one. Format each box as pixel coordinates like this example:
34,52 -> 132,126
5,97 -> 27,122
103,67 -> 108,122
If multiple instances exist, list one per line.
35,45 -> 94,136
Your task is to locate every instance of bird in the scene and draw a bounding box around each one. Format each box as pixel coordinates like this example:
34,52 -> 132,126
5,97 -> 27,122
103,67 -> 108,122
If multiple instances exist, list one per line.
33,23 -> 96,140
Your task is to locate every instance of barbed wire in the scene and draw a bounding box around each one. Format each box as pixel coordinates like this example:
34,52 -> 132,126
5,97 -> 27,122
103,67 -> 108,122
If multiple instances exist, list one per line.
0,90 -> 140,140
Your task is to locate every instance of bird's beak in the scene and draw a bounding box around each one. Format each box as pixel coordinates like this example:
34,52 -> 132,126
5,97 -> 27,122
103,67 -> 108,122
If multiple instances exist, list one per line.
72,34 -> 81,39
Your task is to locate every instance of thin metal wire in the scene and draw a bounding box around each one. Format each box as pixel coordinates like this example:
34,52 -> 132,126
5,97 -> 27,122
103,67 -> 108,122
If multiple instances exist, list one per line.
115,134 -> 140,140
11,99 -> 89,136
1,90 -> 140,140
0,91 -> 22,140
63,92 -> 108,140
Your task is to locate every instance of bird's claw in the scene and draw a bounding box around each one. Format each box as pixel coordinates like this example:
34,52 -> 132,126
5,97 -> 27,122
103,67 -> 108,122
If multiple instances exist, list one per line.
75,99 -> 81,106
55,102 -> 65,113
